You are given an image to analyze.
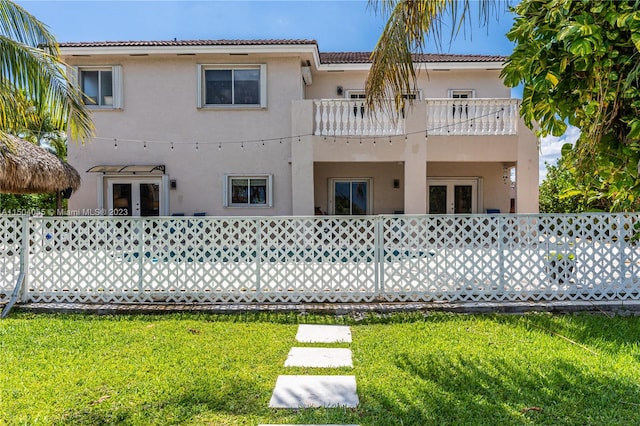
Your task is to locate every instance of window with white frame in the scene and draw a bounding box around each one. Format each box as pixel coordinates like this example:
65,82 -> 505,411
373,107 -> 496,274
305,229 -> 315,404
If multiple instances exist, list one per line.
224,174 -> 273,207
329,178 -> 372,215
76,66 -> 123,108
448,89 -> 475,99
345,90 -> 422,100
198,64 -> 267,108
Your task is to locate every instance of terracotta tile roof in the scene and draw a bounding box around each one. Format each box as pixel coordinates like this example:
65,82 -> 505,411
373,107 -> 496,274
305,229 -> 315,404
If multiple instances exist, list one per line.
320,52 -> 506,63
58,39 -> 318,48
58,39 -> 505,63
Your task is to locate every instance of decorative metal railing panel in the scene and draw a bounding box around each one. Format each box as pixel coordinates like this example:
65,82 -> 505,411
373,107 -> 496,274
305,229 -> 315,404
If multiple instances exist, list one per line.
426,98 -> 519,136
313,99 -> 405,137
4,213 -> 639,305
0,216 -> 24,303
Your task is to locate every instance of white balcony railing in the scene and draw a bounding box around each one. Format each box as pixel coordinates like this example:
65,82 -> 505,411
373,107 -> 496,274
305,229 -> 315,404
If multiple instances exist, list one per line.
313,99 -> 405,137
426,98 -> 519,136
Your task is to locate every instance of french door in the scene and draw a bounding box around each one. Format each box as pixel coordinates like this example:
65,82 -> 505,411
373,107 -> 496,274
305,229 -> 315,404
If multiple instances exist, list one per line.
107,179 -> 162,216
428,179 -> 478,214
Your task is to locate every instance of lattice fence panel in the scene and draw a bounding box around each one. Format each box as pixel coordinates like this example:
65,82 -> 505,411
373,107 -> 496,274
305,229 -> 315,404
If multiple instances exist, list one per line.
0,216 -> 24,303
140,218 -> 259,302
381,216 -> 502,302
258,217 -> 377,302
28,217 -> 143,303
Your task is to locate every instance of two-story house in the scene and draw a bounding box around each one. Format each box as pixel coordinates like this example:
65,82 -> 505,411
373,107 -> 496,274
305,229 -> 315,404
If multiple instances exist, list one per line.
60,39 -> 538,217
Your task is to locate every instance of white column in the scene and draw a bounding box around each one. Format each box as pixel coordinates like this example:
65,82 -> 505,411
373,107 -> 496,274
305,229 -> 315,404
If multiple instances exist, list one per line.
515,115 -> 539,213
291,100 -> 315,215
403,102 -> 428,214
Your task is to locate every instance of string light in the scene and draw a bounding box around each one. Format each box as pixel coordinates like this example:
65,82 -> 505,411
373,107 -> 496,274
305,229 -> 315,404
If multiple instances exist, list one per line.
89,107 -> 503,151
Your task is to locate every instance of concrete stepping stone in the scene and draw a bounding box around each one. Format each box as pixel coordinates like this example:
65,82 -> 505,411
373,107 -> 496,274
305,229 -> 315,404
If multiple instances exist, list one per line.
284,347 -> 353,368
296,324 -> 352,343
269,375 -> 359,408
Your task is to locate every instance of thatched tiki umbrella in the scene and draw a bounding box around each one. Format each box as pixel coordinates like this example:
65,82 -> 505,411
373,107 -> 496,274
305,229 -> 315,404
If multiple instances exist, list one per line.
0,135 -> 80,212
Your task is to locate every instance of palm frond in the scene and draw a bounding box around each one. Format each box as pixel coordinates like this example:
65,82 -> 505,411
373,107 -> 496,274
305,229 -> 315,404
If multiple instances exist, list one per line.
0,36 -> 93,142
0,0 -> 58,54
366,0 -> 506,114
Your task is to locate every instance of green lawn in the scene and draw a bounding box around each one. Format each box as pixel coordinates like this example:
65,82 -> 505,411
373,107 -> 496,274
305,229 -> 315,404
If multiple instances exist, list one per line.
1,311 -> 639,425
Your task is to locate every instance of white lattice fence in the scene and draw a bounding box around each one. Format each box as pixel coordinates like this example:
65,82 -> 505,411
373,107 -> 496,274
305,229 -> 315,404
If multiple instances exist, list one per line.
381,214 -> 640,302
26,216 -> 379,303
12,214 -> 640,304
0,216 -> 24,303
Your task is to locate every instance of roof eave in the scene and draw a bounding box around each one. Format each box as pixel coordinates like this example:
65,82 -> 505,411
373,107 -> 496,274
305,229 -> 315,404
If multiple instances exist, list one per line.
60,43 -> 321,58
316,61 -> 505,72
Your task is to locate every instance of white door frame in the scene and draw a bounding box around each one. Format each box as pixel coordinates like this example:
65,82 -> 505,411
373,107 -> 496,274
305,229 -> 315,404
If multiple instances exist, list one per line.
328,178 -> 373,215
104,176 -> 167,216
427,178 -> 480,214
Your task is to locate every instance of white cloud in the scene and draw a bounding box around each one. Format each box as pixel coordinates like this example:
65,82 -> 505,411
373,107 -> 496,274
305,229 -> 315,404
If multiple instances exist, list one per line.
538,125 -> 580,183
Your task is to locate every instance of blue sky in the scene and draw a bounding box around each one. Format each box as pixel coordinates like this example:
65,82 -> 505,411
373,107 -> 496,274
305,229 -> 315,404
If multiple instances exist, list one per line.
17,0 -> 567,182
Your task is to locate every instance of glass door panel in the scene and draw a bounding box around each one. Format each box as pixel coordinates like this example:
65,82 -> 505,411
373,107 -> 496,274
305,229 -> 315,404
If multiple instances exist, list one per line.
139,183 -> 160,216
454,185 -> 473,214
112,183 -> 132,216
428,185 -> 447,214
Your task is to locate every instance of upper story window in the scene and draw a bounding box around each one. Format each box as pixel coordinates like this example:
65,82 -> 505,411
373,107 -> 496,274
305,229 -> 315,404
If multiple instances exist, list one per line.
448,89 -> 475,99
76,66 -> 123,109
345,90 -> 422,101
198,64 -> 267,108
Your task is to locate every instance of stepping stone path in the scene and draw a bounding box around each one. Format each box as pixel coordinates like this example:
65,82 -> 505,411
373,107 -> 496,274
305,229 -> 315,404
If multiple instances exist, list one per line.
264,324 -> 359,426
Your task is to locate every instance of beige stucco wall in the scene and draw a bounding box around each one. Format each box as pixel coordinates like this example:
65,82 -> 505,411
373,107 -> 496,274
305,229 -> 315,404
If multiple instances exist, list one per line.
65,50 -> 538,216
314,162 -> 405,215
306,69 -> 509,100
427,162 -> 512,213
67,54 -> 305,216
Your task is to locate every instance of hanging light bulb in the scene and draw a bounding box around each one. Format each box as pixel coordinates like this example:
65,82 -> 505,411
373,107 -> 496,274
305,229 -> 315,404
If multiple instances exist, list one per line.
143,140 -> 147,150
171,141 -> 174,151
114,138 -> 118,150
218,142 -> 222,150
195,141 -> 199,151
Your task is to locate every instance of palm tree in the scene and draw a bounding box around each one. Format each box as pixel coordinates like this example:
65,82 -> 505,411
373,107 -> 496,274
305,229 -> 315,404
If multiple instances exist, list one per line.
0,0 -> 93,144
365,0 -> 503,114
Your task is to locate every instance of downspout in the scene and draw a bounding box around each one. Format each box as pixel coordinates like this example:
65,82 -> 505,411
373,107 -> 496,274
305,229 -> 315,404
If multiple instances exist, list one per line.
1,271 -> 24,319
1,216 -> 28,319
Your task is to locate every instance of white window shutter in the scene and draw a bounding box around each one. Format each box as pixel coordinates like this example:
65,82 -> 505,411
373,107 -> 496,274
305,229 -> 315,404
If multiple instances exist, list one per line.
222,174 -> 229,207
196,64 -> 203,108
260,64 -> 267,108
112,65 -> 123,109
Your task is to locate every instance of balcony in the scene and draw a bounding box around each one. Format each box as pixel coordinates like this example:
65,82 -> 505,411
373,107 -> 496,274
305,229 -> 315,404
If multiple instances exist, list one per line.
313,99 -> 405,137
426,98 -> 519,136
312,98 -> 519,137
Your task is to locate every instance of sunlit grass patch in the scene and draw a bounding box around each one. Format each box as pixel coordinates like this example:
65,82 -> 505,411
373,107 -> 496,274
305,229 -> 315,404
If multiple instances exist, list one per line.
1,312 -> 639,425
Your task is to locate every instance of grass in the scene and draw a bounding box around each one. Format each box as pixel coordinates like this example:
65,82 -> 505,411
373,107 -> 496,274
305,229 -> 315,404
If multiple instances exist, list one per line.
0,311 -> 639,425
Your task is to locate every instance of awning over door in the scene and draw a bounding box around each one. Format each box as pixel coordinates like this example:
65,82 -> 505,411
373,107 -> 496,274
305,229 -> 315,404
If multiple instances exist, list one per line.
87,165 -> 165,174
